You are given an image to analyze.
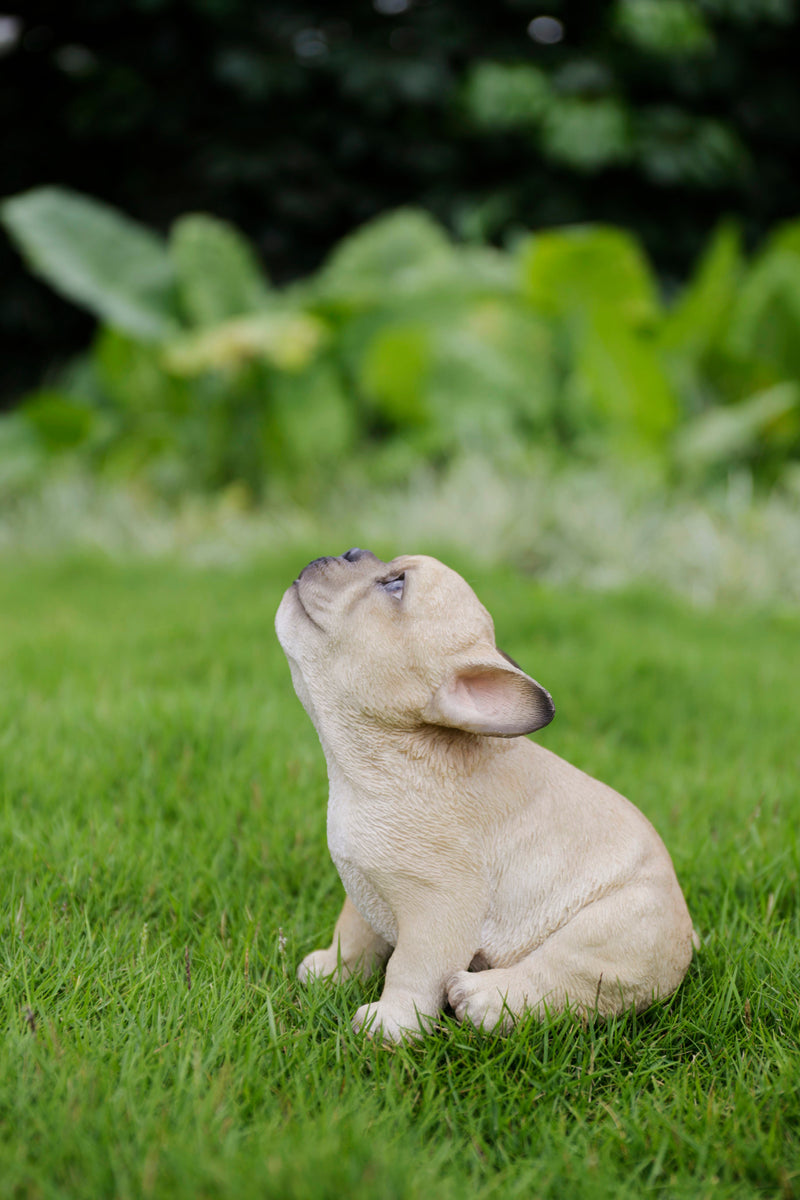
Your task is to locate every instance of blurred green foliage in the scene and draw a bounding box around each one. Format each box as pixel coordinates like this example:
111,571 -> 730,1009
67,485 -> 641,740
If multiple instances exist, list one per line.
3,0 -> 800,405
2,187 -> 799,502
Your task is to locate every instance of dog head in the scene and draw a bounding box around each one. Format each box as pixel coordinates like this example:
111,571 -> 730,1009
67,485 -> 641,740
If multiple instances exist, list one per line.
275,549 -> 554,739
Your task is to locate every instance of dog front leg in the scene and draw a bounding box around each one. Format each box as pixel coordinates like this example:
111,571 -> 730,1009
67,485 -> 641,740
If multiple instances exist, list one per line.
352,890 -> 480,1043
297,895 -> 391,984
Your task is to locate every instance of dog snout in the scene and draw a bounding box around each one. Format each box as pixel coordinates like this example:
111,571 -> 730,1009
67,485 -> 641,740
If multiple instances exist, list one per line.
297,549 -> 380,583
298,555 -> 338,580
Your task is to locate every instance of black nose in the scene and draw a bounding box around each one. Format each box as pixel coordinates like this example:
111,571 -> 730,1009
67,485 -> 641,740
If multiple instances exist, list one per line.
342,547 -> 371,562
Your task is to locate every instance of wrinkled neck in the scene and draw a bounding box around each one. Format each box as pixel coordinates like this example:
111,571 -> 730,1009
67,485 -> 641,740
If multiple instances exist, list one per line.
317,714 -> 517,797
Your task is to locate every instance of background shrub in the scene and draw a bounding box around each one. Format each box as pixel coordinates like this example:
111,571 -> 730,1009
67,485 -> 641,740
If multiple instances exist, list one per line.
3,0 -> 800,406
2,188 -> 799,501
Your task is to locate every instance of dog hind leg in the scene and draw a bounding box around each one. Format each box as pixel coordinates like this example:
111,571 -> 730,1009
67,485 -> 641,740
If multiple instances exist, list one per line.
447,885 -> 693,1032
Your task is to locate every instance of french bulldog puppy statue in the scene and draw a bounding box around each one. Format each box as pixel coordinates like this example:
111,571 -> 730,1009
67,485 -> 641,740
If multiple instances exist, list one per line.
275,549 -> 696,1042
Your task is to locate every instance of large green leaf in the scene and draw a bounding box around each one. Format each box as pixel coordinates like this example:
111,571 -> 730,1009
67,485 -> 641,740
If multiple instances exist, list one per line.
359,325 -> 432,427
333,249 -> 517,393
96,329 -> 191,415
768,218 -> 800,258
20,390 -> 96,452
391,245 -> 519,304
454,300 -> 556,429
313,209 -> 454,309
424,339 -> 526,456
424,304 -> 557,456
355,295 -> 556,456
0,187 -> 177,340
727,219 -> 800,380
660,221 -> 742,360
519,225 -> 661,329
270,362 -> 358,473
571,313 -> 679,447
170,214 -> 272,327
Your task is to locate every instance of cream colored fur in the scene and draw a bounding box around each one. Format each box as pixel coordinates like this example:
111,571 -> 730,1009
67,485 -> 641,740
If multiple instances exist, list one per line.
275,549 -> 696,1043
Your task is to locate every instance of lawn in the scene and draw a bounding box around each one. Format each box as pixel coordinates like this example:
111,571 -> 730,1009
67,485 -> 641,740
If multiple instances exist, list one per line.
1,553 -> 798,1199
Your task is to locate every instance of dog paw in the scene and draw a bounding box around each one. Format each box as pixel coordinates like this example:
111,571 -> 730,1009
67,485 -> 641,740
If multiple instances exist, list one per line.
297,947 -> 346,984
446,969 -> 516,1034
351,998 -> 431,1044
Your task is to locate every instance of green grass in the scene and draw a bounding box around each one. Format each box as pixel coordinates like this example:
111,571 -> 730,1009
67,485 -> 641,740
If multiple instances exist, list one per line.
1,555 -> 798,1199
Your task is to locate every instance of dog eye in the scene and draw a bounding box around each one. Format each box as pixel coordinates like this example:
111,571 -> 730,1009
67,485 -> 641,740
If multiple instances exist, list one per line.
380,574 -> 405,599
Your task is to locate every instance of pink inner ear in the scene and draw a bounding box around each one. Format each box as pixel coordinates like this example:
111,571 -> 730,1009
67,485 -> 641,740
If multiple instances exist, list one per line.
425,657 -> 553,736
455,671 -> 515,722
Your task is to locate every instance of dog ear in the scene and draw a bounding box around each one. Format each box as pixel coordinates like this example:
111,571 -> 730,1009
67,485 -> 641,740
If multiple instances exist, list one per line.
423,653 -> 555,737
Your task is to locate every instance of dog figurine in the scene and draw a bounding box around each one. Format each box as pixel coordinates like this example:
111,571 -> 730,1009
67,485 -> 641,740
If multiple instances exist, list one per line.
275,549 -> 696,1042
